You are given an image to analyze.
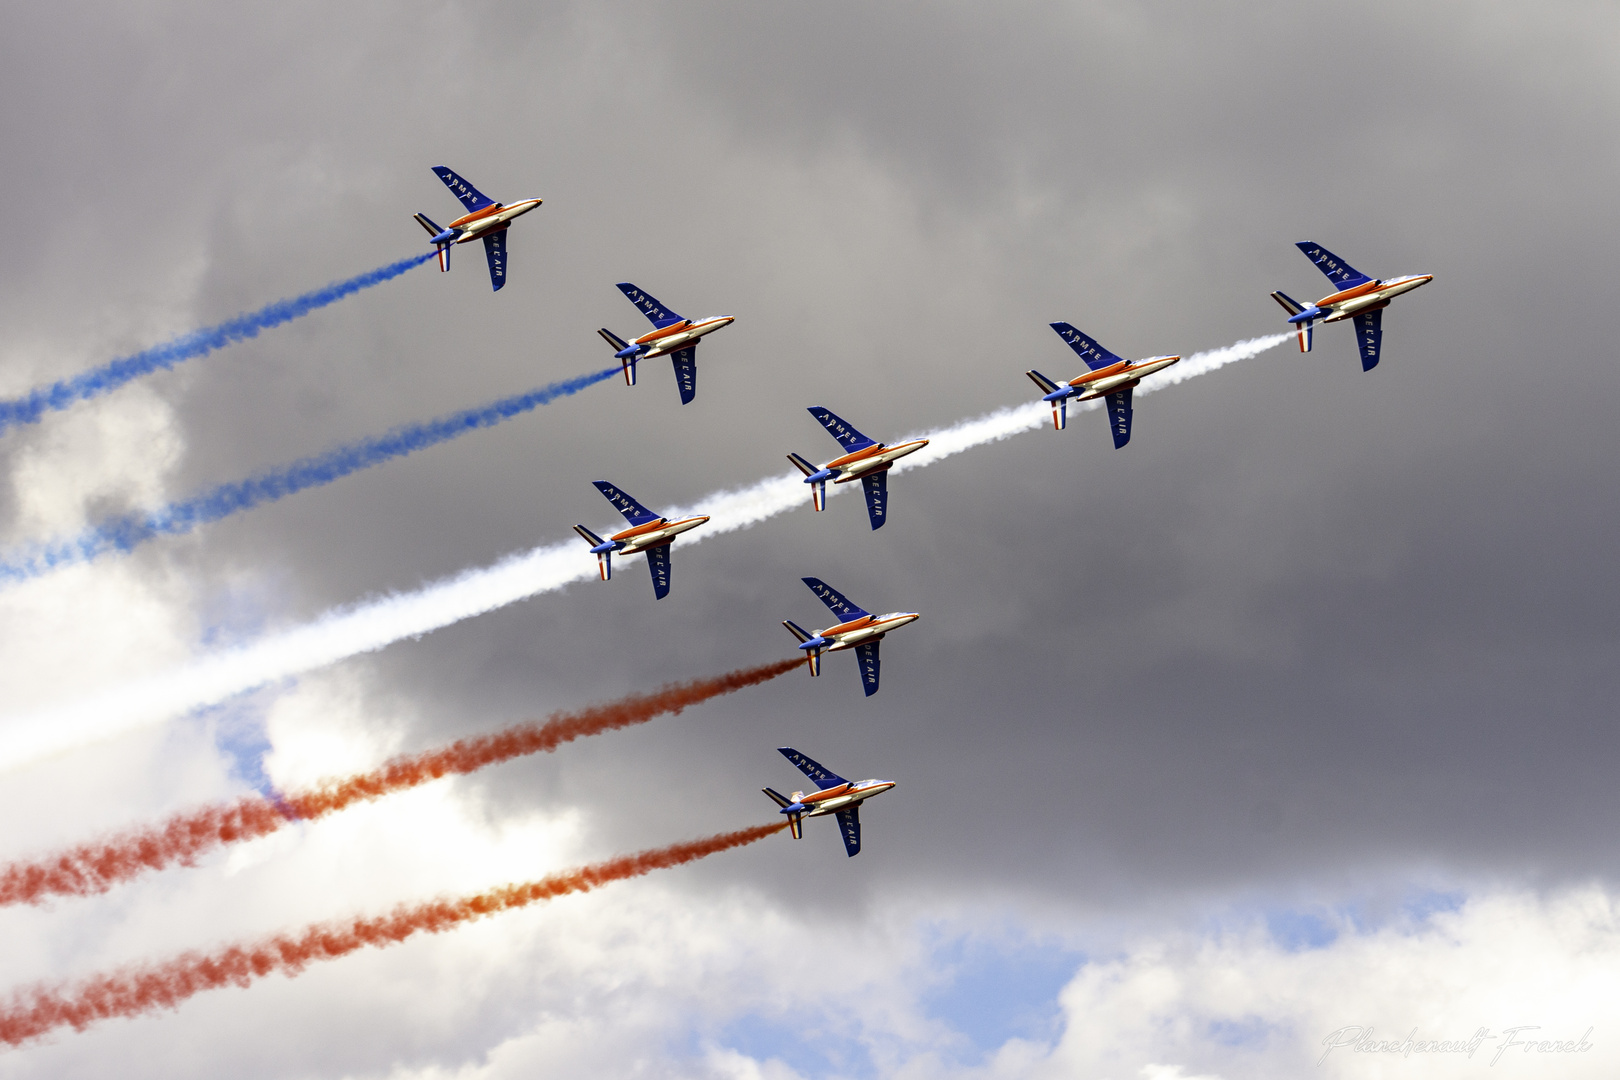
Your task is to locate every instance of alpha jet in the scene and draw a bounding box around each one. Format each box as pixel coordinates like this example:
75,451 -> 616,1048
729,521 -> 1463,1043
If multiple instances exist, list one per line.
782,577 -> 919,697
762,747 -> 894,857
1025,324 -> 1180,449
412,167 -> 543,292
1270,241 -> 1432,371
597,283 -> 735,404
572,481 -> 710,600
786,407 -> 929,530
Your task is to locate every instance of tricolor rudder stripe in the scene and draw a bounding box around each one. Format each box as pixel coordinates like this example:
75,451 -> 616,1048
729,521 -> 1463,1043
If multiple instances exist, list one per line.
0,823 -> 786,1047
0,658 -> 800,906
0,252 -> 437,436
0,366 -> 620,583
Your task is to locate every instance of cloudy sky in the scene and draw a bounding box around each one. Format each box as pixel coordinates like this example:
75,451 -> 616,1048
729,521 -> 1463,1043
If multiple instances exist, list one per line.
0,1 -> 1616,1076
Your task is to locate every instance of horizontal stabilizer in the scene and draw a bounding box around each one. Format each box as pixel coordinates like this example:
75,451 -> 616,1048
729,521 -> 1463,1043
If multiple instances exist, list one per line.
1296,241 -> 1372,290
1025,369 -> 1063,395
572,524 -> 605,547
598,327 -> 630,352
1050,323 -> 1125,371
807,407 -> 877,452
778,747 -> 849,790
786,452 -> 818,477
802,577 -> 870,620
762,787 -> 792,809
1270,290 -> 1305,317
617,282 -> 684,329
782,619 -> 813,644
593,481 -> 661,526
413,213 -> 443,237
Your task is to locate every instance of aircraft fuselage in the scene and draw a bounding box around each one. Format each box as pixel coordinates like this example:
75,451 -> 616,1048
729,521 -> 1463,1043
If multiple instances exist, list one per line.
630,315 -> 736,358
1066,355 -> 1180,401
609,515 -> 710,555
787,779 -> 896,818
820,439 -> 930,483
817,611 -> 920,652
443,199 -> 543,244
1306,274 -> 1432,324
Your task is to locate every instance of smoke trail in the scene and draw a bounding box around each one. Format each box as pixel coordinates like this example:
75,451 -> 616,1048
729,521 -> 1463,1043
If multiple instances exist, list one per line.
0,658 -> 799,906
0,334 -> 1288,771
0,823 -> 784,1047
0,367 -> 619,583
0,252 -> 436,436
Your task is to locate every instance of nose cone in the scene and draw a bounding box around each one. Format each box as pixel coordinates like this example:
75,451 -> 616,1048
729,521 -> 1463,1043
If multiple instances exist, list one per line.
716,316 -> 736,327
898,612 -> 921,628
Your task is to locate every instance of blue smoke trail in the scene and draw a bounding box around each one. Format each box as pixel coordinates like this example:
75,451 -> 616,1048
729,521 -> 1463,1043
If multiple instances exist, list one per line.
0,366 -> 619,582
0,251 -> 437,436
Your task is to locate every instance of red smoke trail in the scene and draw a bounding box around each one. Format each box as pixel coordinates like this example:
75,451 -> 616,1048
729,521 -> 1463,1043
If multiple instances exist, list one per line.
0,658 -> 799,907
0,823 -> 786,1047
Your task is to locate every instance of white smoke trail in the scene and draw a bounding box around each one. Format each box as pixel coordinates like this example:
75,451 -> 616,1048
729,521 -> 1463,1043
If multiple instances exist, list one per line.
0,334 -> 1287,771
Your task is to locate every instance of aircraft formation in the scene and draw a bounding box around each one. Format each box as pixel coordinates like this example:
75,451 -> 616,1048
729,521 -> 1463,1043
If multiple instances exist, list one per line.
409,166 -> 1433,857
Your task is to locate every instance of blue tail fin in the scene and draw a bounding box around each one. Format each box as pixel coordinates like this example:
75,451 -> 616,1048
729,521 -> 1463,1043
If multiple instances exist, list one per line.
778,747 -> 849,790
592,481 -> 661,526
617,283 -> 684,328
807,407 -> 877,452
802,577 -> 870,620
1050,324 -> 1126,371
1295,242 -> 1372,290
432,167 -> 495,212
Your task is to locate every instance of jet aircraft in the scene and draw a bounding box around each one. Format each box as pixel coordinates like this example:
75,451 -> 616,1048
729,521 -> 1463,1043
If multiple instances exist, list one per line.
412,167 -> 543,292
1025,324 -> 1180,448
786,407 -> 930,530
1270,241 -> 1432,370
762,746 -> 894,857
572,481 -> 710,599
782,577 -> 919,697
597,283 -> 735,404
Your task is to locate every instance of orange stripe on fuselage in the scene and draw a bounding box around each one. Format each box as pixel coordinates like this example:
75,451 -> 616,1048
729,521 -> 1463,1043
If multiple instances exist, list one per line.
634,320 -> 693,346
826,444 -> 889,470
823,615 -> 875,636
611,519 -> 669,542
1068,360 -> 1131,387
448,204 -> 506,229
1317,279 -> 1383,307
799,784 -> 852,803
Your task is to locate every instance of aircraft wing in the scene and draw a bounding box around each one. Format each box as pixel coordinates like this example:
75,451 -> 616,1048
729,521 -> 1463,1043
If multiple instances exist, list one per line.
592,481 -> 661,526
432,167 -> 495,212
778,747 -> 849,789
1105,387 -> 1133,450
1353,308 -> 1383,371
1050,323 -> 1125,371
860,472 -> 888,531
616,283 -> 684,328
802,578 -> 870,620
834,806 -> 862,857
670,347 -> 697,405
482,231 -> 507,292
1295,241 -> 1372,290
807,407 -> 877,452
645,543 -> 672,600
856,639 -> 881,697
